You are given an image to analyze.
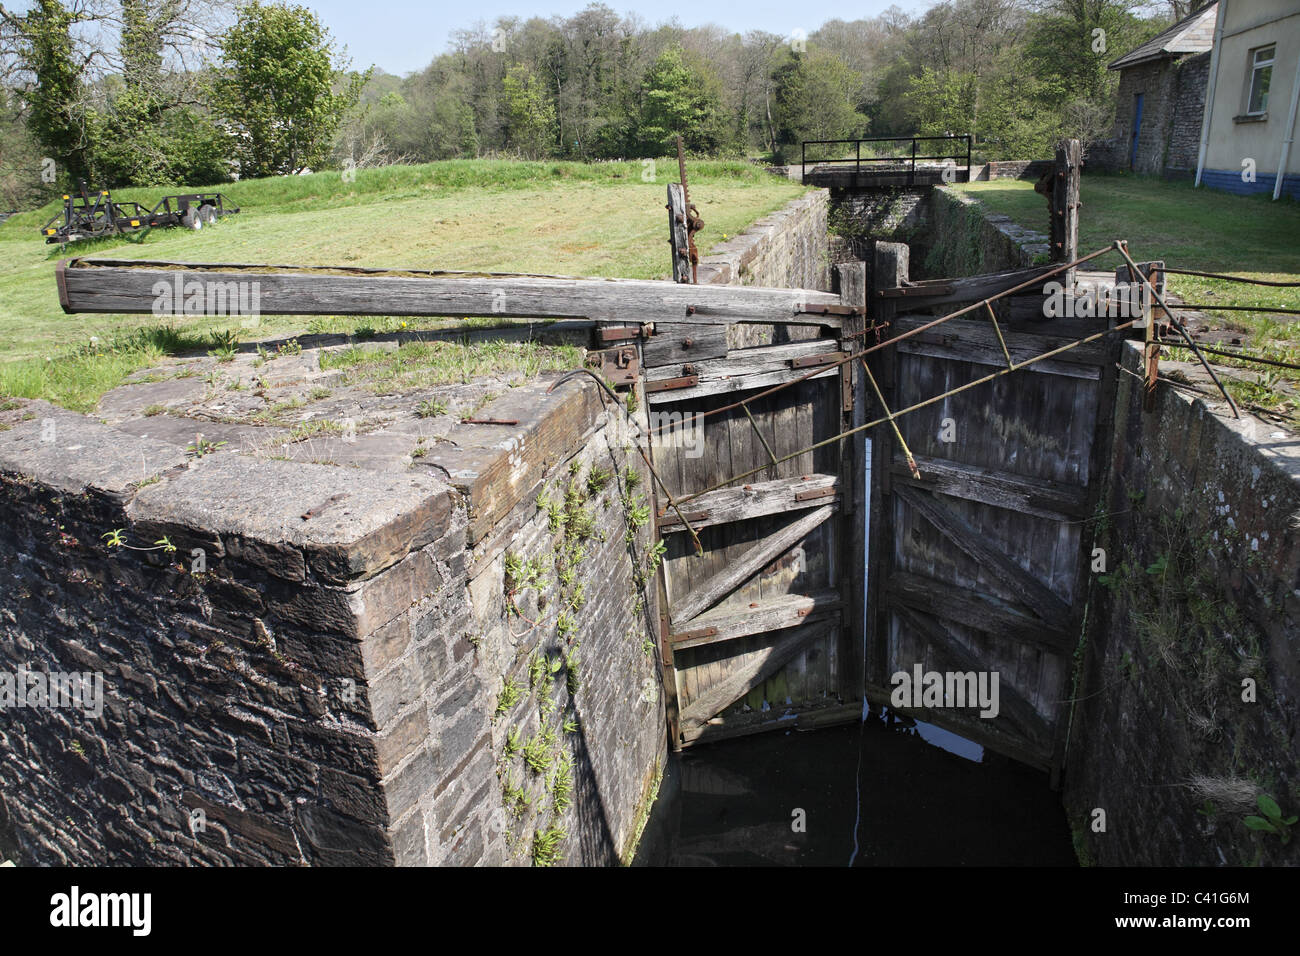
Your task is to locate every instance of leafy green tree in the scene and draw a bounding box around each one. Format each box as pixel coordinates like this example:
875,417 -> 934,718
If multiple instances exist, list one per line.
213,1 -> 367,177
636,46 -> 731,155
2,0 -> 93,183
501,64 -> 556,159
770,47 -> 866,163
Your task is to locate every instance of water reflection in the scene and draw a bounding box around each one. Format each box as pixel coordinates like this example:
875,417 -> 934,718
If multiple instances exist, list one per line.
635,709 -> 1076,867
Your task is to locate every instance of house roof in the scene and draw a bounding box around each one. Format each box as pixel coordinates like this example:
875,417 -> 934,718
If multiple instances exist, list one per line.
1108,3 -> 1218,71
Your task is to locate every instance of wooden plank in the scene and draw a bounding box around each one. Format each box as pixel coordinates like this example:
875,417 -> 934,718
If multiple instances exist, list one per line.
890,455 -> 1088,521
670,505 -> 835,626
1054,139 -> 1081,276
884,571 -> 1071,652
893,339 -> 1099,382
671,590 -> 843,649
657,473 -> 838,533
893,484 -> 1070,629
57,258 -> 842,324
682,699 -> 861,746
645,338 -> 838,382
646,364 -> 838,405
667,183 -> 691,284
875,265 -> 1057,310
893,315 -> 1109,368
837,259 -> 867,704
641,323 -> 728,367
678,619 -> 825,732
868,241 -> 907,690
894,605 -> 1052,747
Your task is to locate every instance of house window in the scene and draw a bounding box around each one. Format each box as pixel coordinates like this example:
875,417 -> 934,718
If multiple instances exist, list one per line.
1247,45 -> 1275,115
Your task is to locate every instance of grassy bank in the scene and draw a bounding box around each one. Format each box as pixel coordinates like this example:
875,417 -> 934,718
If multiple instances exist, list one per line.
956,174 -> 1300,422
0,159 -> 805,410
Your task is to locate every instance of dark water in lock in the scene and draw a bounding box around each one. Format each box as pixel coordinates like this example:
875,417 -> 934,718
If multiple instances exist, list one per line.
633,710 -> 1078,866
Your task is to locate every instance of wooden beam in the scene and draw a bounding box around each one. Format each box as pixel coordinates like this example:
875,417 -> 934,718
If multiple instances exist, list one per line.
890,454 -> 1089,521
875,265 -> 1056,310
645,338 -> 838,383
868,241 -> 908,690
837,258 -> 868,705
667,183 -> 691,284
893,315 -> 1109,368
884,571 -> 1071,651
56,258 -> 842,325
670,505 -> 835,626
678,619 -> 826,733
893,484 -> 1071,629
657,473 -> 839,533
645,364 -> 838,405
893,605 -> 1053,747
670,590 -> 842,649
641,323 -> 727,367
1053,139 -> 1081,279
895,338 -> 1100,382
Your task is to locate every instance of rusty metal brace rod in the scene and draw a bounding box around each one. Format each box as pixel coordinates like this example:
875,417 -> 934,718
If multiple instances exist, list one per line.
675,316 -> 1143,505
547,368 -> 705,556
742,402 -> 780,471
1116,241 -> 1240,418
861,356 -> 920,479
984,300 -> 1014,368
647,242 -> 1118,438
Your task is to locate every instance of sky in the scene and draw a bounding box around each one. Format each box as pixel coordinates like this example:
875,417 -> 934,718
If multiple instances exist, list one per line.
302,0 -> 940,76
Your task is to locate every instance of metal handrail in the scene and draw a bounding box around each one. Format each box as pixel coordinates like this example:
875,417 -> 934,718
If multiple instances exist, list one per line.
801,134 -> 973,184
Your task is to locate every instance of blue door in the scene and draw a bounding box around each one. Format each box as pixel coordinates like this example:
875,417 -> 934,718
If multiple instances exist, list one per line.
1130,93 -> 1144,170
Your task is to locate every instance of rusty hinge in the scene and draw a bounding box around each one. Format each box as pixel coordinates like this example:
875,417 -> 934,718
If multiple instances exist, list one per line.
585,346 -> 640,386
796,303 -> 864,316
597,326 -> 641,343
791,351 -> 847,369
669,625 -> 718,645
645,375 -> 699,393
795,486 -> 837,502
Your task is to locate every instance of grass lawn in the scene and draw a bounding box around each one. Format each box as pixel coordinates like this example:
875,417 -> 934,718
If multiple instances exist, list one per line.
956,174 -> 1300,422
0,159 -> 806,410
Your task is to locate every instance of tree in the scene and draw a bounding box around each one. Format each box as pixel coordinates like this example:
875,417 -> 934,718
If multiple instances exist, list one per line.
500,63 -> 555,158
636,45 -> 730,155
1,0 -> 94,182
213,1 -> 367,177
770,47 -> 866,163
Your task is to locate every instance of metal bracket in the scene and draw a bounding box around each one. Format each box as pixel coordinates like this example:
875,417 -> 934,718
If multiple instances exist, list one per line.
585,346 -> 640,386
796,303 -> 865,316
645,375 -> 699,393
794,486 -> 837,502
596,326 -> 642,344
669,625 -> 718,645
791,351 -> 848,369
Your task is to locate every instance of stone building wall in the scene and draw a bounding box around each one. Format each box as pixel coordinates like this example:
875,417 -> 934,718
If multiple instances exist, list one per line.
1091,53 -> 1210,178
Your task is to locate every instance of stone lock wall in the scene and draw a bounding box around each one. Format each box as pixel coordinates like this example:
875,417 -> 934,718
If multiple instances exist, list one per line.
697,190 -> 830,291
0,378 -> 666,866
1065,344 -> 1300,866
